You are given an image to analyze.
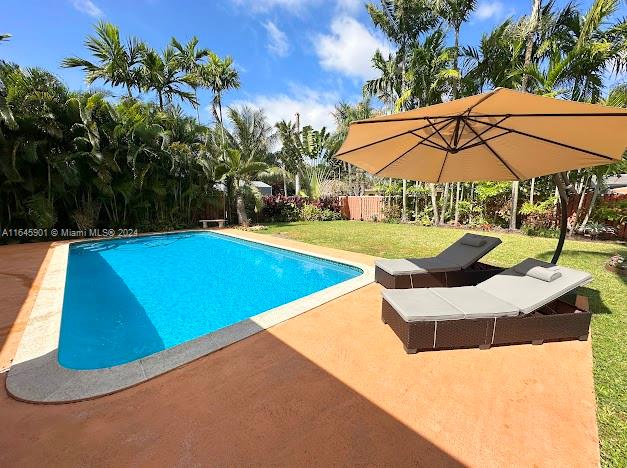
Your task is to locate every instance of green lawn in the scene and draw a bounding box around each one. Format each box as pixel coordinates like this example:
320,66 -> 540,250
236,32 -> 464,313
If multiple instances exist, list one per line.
259,221 -> 627,466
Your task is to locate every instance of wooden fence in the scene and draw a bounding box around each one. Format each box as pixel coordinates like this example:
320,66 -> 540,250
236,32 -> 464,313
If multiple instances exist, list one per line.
340,196 -> 385,221
201,193 -> 226,220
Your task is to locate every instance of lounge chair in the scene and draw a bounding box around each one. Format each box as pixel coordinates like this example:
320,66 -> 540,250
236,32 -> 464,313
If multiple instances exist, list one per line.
381,258 -> 592,353
375,233 -> 503,289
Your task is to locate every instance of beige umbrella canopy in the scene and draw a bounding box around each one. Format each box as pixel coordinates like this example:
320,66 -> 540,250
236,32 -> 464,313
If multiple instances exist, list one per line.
336,87 -> 627,182
335,88 -> 627,262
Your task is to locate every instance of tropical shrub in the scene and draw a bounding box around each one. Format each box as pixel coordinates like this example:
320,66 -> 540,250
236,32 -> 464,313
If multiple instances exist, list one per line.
592,196 -> 627,226
521,225 -> 561,238
520,197 -> 559,236
261,195 -> 344,222
474,182 -> 511,227
382,204 -> 402,223
580,222 -> 617,240
261,196 -> 307,222
300,204 -> 343,221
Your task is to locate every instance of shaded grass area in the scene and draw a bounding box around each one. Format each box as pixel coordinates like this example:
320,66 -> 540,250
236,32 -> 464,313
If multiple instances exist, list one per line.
261,221 -> 626,466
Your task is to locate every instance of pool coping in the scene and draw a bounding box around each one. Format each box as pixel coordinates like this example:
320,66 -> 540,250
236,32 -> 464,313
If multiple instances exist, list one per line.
6,230 -> 374,404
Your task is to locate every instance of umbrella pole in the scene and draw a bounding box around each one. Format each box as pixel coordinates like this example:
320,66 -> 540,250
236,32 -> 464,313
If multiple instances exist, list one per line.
551,173 -> 570,264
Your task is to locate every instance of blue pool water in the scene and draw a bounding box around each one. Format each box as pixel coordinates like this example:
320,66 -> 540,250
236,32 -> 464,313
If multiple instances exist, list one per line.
58,232 -> 361,370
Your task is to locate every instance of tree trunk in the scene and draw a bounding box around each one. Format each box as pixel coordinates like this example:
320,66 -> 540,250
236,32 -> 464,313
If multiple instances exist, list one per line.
570,175 -> 590,235
402,179 -> 407,222
530,178 -> 535,203
218,96 -> 226,160
453,26 -> 460,99
510,0 -> 542,230
469,182 -> 475,224
579,173 -> 600,232
282,166 -> 287,195
454,182 -> 461,225
236,189 -> 249,226
440,183 -> 449,224
430,183 -> 439,225
521,0 -> 542,92
294,172 -> 301,196
158,92 -> 164,110
348,164 -> 352,195
509,181 -> 519,230
449,185 -> 454,214
414,181 -> 419,221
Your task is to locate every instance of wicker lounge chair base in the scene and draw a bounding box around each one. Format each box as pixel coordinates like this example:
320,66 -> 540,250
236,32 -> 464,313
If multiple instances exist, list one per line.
375,262 -> 505,289
381,295 -> 591,353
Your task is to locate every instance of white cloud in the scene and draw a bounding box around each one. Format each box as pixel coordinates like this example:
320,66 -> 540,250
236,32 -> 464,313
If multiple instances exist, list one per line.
230,0 -> 320,14
71,0 -> 104,17
229,84 -> 338,130
336,0 -> 364,13
263,21 -> 290,57
475,1 -> 504,20
314,16 -> 391,81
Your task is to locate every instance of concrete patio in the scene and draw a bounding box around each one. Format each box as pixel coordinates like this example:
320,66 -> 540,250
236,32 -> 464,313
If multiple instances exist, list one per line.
0,232 -> 599,467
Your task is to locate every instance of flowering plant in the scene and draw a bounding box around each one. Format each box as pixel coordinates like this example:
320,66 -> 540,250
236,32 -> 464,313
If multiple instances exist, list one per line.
608,255 -> 626,269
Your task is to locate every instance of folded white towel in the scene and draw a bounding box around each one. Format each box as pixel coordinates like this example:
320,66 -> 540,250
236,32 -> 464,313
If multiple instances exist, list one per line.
514,264 -> 562,282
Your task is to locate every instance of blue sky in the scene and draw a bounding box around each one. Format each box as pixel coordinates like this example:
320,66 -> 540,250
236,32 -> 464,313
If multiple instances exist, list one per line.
2,0 -> 620,129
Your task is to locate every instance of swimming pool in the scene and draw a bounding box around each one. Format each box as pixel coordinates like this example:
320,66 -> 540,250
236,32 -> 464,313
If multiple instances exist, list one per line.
59,232 -> 362,370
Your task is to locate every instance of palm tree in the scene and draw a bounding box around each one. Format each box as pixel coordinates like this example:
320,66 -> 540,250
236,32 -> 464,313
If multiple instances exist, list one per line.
201,53 -> 240,125
171,36 -> 210,121
200,52 -> 240,152
367,0 -> 437,102
276,120 -> 302,195
402,29 -> 455,108
140,45 -> 197,110
509,0 -> 543,230
367,0 -> 438,221
215,149 -> 268,226
433,1 -> 476,223
434,0 -> 476,98
61,22 -> 143,98
462,20 -> 525,93
224,106 -> 276,163
214,106 -> 274,225
363,51 -> 402,112
331,99 -> 378,194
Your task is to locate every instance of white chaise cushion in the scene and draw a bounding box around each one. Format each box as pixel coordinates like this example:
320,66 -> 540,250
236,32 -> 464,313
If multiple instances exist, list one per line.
375,257 -> 461,275
382,286 -> 520,322
431,287 -> 520,319
477,258 -> 592,314
382,289 -> 466,321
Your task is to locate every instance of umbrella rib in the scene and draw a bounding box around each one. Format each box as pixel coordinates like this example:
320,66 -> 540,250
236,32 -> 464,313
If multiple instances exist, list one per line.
426,118 -> 452,151
437,151 -> 449,182
465,122 -> 522,179
374,119 -> 456,176
465,117 -> 617,162
335,119 -> 448,158
463,88 -> 503,115
350,112 -> 627,124
459,131 -> 512,151
409,130 -> 449,151
416,140 -> 448,151
456,115 -> 510,151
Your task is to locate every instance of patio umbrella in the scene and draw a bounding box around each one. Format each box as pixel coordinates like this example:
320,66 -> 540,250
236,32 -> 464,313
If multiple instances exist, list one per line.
335,88 -> 627,262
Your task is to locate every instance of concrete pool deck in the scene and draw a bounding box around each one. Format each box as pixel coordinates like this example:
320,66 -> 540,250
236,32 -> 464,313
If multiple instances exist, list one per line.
0,230 -> 600,466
